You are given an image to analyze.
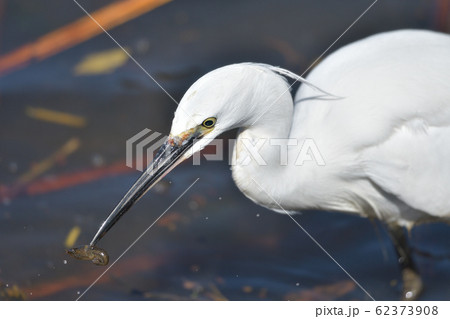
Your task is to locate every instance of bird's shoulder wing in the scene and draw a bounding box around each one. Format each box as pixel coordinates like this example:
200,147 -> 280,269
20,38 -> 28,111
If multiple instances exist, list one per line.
361,123 -> 450,218
293,30 -> 450,150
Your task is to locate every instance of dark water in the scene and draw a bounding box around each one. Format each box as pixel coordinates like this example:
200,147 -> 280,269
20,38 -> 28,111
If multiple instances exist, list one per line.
0,0 -> 449,300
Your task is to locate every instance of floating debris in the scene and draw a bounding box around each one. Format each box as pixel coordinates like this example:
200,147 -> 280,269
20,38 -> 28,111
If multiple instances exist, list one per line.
25,107 -> 86,127
0,0 -> 172,76
17,138 -> 80,185
74,48 -> 129,75
157,212 -> 188,231
64,226 -> 81,248
24,161 -> 132,198
0,282 -> 26,301
242,286 -> 253,293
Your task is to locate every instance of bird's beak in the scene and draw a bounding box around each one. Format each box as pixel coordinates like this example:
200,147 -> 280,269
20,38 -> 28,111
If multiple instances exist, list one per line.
89,126 -> 207,246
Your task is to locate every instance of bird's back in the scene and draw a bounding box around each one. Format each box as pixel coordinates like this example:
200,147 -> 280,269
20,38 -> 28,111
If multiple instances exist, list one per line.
292,30 -> 450,225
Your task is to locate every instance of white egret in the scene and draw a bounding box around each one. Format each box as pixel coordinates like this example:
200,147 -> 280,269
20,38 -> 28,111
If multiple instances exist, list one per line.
72,29 -> 450,300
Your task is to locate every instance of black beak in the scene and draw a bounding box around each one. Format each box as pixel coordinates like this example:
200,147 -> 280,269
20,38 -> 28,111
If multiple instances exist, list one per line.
89,131 -> 199,246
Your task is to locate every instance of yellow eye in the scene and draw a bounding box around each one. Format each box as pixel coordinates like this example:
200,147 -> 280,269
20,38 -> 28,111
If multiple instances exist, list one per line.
202,117 -> 216,128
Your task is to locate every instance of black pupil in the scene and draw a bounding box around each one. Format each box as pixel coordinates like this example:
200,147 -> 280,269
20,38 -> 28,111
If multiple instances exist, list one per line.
204,120 -> 214,127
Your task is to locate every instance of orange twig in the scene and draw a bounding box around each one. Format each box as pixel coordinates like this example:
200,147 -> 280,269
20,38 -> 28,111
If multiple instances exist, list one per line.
0,0 -> 172,76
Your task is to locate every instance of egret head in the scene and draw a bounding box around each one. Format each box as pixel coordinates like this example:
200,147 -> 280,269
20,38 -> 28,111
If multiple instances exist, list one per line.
90,63 -> 296,245
170,65 -> 253,155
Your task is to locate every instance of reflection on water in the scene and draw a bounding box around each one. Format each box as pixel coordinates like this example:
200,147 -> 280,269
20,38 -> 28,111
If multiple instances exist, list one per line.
0,0 -> 449,300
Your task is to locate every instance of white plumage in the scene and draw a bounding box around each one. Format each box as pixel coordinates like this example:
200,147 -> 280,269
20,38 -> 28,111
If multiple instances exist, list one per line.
290,29 -> 450,226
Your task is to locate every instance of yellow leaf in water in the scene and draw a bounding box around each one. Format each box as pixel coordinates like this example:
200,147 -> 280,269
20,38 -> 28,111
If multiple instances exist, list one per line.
74,48 -> 129,75
0,283 -> 26,301
18,138 -> 80,184
65,226 -> 81,248
26,107 -> 86,127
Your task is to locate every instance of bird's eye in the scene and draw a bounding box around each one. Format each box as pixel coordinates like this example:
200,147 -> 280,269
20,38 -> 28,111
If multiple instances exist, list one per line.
202,117 -> 216,128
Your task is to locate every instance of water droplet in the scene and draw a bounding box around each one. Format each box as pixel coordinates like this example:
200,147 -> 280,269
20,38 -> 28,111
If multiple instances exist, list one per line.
205,217 -> 208,220
63,260 -> 67,265
5,284 -> 8,287
77,291 -> 80,295
218,197 -> 222,200
188,200 -> 199,211
153,180 -> 171,194
92,154 -> 104,167
296,282 -> 300,286
256,213 -> 260,218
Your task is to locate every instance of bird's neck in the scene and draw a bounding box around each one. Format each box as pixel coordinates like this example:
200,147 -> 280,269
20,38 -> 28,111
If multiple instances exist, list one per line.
231,95 -> 296,209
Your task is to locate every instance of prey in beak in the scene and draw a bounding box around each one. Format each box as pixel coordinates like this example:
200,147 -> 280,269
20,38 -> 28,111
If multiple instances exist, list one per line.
67,122 -> 214,265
